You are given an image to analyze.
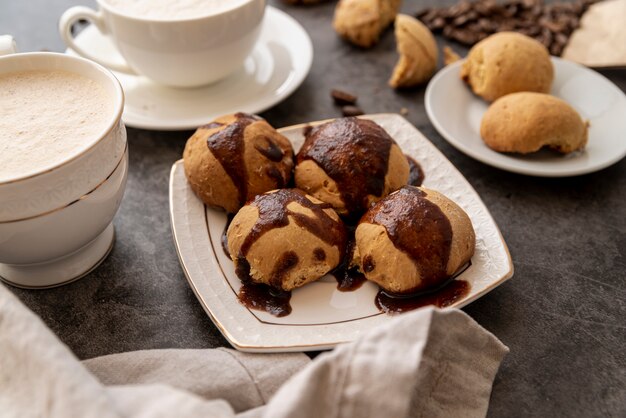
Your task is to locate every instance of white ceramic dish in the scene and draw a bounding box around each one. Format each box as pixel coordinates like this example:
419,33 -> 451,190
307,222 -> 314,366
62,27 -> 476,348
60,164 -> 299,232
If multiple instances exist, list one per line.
425,57 -> 626,177
66,6 -> 313,130
169,114 -> 513,352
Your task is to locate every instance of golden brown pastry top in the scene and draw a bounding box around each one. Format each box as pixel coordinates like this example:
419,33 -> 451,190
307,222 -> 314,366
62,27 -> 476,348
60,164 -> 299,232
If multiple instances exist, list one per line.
183,113 -> 294,213
460,32 -> 554,102
480,92 -> 588,154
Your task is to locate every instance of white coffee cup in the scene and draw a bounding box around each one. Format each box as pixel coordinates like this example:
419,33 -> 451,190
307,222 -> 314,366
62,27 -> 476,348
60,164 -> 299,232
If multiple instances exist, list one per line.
0,43 -> 128,289
59,0 -> 266,88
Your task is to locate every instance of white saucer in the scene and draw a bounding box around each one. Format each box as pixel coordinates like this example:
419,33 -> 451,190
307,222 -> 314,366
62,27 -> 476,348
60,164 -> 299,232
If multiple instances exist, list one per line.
425,58 -> 626,177
66,7 -> 313,130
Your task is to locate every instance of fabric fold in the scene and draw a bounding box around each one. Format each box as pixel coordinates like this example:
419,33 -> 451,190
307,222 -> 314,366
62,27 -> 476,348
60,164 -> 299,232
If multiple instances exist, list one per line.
84,347 -> 310,412
0,283 -> 509,418
258,308 -> 508,418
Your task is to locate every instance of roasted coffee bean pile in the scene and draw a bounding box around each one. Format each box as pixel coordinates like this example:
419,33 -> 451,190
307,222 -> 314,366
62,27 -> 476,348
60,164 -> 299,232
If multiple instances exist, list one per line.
416,0 -> 599,56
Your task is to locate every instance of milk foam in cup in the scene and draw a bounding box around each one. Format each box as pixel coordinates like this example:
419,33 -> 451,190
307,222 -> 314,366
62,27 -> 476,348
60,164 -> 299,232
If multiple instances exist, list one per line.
0,70 -> 113,182
103,0 -> 250,20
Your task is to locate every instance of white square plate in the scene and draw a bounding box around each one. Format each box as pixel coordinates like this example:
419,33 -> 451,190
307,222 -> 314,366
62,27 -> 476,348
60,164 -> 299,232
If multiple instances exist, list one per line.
169,114 -> 513,352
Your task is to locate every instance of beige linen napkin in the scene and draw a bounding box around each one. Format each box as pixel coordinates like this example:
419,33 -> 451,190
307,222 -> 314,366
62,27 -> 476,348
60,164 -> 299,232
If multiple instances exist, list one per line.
0,283 -> 508,418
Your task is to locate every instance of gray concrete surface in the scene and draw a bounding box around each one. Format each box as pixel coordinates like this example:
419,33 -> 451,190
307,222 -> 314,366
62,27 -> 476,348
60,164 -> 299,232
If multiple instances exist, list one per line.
2,1 -> 624,416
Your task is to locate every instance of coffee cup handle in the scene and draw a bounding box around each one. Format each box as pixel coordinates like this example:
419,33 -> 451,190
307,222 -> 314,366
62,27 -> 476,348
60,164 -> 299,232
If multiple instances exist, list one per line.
0,35 -> 17,56
59,6 -> 135,74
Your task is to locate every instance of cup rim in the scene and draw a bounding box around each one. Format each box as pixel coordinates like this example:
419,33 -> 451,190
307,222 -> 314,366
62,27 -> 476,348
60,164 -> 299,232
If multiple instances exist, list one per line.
97,0 -> 262,23
0,52 -> 124,186
0,144 -> 128,224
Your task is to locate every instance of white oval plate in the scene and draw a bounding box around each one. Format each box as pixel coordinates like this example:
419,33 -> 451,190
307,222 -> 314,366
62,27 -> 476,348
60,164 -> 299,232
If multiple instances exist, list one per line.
169,114 -> 513,352
67,6 -> 312,130
425,58 -> 626,177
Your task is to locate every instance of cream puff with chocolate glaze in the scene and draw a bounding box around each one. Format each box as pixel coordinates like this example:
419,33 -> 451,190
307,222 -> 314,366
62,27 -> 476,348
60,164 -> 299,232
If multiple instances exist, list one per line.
355,186 -> 475,294
183,113 -> 294,213
295,117 -> 409,216
227,189 -> 347,291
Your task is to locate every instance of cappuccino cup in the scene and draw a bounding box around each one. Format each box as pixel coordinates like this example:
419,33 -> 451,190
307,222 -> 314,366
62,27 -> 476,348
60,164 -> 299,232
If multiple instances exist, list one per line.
0,45 -> 127,288
59,0 -> 266,88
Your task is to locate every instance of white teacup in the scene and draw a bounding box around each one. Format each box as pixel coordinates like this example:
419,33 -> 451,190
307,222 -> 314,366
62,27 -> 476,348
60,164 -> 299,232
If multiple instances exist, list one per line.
0,46 -> 127,288
59,0 -> 266,88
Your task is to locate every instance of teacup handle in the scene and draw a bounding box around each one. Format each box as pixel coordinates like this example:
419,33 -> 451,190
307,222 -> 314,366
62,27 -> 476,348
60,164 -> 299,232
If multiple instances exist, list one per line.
59,6 -> 135,74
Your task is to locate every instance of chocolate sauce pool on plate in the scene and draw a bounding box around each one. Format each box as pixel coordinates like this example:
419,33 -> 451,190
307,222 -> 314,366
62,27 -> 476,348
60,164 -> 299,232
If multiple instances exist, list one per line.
239,281 -> 292,317
375,280 -> 470,314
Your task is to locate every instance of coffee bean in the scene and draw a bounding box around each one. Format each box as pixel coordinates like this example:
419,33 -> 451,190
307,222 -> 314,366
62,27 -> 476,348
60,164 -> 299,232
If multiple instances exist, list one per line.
431,17 -> 446,30
550,43 -> 563,56
555,32 -> 568,46
341,105 -> 364,117
331,89 -> 357,106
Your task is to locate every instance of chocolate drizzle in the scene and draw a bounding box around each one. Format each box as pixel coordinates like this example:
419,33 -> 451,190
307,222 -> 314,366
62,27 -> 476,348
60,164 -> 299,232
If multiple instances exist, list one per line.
255,136 -> 285,162
362,186 -> 453,293
329,230 -> 367,292
333,264 -> 367,292
297,118 -> 395,213
238,189 -> 346,259
406,156 -> 425,186
314,248 -> 326,261
269,251 -> 299,289
205,113 -> 261,207
265,166 -> 287,189
362,255 -> 375,273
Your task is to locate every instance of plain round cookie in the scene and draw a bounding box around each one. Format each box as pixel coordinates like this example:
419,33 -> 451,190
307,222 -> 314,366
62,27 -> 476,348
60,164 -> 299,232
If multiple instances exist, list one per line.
460,32 -> 554,102
481,92 -> 588,154
355,186 -> 475,294
183,113 -> 294,213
